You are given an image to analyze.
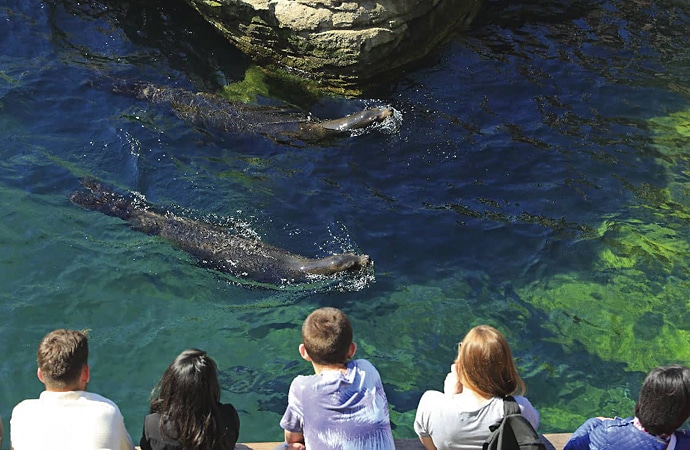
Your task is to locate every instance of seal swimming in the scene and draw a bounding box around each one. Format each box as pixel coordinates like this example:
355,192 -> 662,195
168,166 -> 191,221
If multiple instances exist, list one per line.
69,179 -> 371,286
112,80 -> 394,144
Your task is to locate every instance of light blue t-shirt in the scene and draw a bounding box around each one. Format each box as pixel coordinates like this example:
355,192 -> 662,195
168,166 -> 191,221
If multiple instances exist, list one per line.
280,358 -> 395,450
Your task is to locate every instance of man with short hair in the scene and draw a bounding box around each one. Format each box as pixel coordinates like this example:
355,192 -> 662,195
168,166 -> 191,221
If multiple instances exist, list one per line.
10,329 -> 134,450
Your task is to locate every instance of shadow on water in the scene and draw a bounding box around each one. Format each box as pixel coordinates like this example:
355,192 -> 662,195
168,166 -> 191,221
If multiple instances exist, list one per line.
50,0 -> 249,89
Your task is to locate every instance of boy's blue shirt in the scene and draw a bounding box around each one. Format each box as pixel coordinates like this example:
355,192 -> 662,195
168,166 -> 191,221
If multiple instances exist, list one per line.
280,358 -> 395,450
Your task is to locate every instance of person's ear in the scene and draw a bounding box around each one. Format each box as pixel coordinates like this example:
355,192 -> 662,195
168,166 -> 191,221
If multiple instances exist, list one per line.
347,342 -> 357,359
299,344 -> 312,362
37,368 -> 45,383
81,364 -> 90,383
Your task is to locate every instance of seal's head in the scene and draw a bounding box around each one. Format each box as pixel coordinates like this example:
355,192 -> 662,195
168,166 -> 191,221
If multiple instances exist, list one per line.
319,107 -> 394,132
302,253 -> 371,276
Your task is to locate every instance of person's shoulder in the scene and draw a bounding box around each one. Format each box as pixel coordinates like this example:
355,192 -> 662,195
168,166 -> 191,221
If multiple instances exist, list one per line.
510,396 -> 541,429
420,389 -> 446,399
598,417 -> 633,428
144,411 -> 162,428
352,358 -> 380,372
512,395 -> 536,409
288,372 -> 318,391
291,372 -> 318,383
418,390 -> 448,406
675,429 -> 690,438
351,359 -> 386,381
415,390 -> 453,417
10,397 -> 39,415
80,390 -> 117,402
79,391 -> 124,412
12,397 -> 38,406
219,402 -> 239,415
674,429 -> 690,449
589,417 -> 635,436
587,417 -> 659,449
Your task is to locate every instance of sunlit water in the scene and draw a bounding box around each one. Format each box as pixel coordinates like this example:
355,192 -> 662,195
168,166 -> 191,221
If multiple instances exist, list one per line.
2,0 -> 690,446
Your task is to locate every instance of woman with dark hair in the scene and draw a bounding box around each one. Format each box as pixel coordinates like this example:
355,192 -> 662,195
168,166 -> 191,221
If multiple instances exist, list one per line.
564,365 -> 690,450
414,325 -> 539,449
140,349 -> 240,450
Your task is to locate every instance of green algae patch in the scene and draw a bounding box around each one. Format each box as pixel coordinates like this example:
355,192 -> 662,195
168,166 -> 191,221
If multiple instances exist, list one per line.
389,408 -> 417,438
220,65 -> 326,107
519,213 -> 690,372
0,71 -> 19,85
538,382 -> 635,431
221,65 -> 272,104
597,220 -> 690,273
518,271 -> 690,372
649,108 -> 690,136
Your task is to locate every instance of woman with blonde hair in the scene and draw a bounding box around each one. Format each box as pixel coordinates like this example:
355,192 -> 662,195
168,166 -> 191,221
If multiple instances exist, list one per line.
414,325 -> 539,450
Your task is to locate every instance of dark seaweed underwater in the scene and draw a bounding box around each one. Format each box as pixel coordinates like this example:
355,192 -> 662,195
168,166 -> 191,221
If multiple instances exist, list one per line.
2,0 -> 690,445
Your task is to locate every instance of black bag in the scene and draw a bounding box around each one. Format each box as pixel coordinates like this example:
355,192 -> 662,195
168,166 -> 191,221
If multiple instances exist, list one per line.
482,396 -> 546,450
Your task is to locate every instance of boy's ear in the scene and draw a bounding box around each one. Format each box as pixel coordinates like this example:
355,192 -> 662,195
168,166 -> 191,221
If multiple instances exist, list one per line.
347,342 -> 357,359
299,343 -> 312,362
37,368 -> 45,383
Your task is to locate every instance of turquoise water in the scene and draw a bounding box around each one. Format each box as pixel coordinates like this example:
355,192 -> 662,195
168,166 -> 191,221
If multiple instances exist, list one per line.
2,0 -> 690,446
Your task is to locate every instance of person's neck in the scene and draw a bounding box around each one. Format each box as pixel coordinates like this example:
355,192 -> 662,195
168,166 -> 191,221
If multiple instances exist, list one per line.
45,382 -> 86,392
312,361 -> 349,375
45,387 -> 84,392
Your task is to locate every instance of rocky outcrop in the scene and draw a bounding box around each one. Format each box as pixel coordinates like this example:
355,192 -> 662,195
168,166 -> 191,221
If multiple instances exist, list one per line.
182,0 -> 482,91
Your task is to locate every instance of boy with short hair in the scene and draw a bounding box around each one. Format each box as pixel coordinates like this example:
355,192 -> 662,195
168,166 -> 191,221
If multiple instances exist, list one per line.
279,307 -> 395,450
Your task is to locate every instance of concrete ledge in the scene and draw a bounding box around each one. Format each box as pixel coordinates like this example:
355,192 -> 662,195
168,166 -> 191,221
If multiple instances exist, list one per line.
137,433 -> 571,450
234,434 -> 572,450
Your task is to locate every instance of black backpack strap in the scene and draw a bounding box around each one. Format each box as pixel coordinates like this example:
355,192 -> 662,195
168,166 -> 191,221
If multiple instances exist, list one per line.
503,395 -> 521,415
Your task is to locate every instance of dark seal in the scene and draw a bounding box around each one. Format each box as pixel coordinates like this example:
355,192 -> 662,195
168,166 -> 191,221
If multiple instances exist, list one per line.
112,81 -> 394,144
69,179 -> 371,286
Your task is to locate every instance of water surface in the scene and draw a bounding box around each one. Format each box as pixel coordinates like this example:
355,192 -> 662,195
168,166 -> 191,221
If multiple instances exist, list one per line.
2,0 -> 690,444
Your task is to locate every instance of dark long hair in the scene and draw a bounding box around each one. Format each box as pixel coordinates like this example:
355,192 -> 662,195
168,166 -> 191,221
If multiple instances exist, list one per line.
150,349 -> 229,450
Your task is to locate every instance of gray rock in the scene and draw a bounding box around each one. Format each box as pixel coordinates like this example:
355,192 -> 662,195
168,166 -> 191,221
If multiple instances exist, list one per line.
182,0 -> 482,90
